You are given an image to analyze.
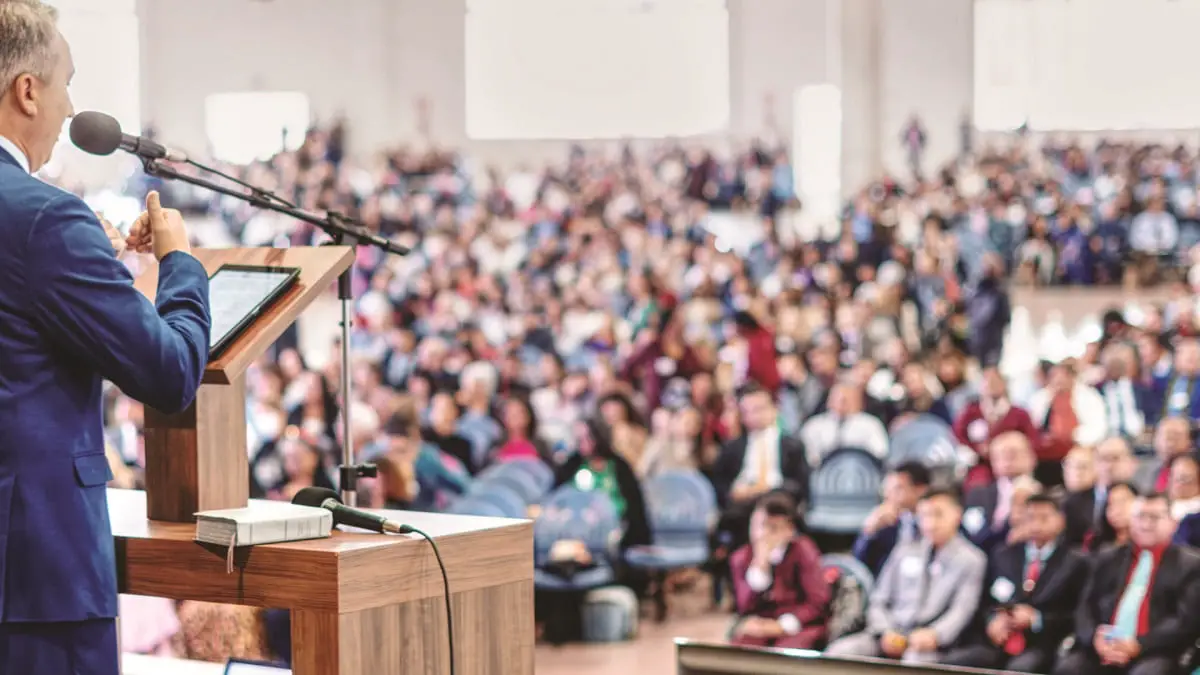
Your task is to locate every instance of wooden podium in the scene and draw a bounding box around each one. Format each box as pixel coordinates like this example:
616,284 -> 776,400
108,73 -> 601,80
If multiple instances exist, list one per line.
115,247 -> 536,675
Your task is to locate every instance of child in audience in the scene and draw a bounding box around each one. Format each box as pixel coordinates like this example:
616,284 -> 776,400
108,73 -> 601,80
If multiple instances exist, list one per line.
729,492 -> 831,650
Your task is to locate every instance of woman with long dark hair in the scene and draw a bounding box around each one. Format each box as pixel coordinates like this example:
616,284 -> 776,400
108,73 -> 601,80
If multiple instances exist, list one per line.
537,419 -> 652,644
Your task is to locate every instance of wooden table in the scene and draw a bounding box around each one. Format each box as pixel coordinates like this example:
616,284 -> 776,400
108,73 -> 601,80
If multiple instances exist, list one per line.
111,489 -> 535,675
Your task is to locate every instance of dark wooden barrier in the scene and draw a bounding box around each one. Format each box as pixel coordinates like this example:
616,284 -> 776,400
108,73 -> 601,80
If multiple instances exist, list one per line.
675,640 -> 1018,675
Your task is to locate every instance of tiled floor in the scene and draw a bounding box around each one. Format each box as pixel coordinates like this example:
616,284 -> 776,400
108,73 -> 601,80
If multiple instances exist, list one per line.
535,613 -> 729,674
534,574 -> 733,675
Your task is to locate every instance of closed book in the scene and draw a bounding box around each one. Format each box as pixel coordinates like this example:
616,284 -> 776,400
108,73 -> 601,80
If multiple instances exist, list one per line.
195,501 -> 333,551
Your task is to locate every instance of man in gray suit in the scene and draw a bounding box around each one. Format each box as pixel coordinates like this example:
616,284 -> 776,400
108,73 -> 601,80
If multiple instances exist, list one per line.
826,489 -> 987,663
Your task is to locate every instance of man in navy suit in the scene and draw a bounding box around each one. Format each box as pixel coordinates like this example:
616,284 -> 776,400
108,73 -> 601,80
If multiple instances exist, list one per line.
0,3 -> 211,673
852,461 -> 930,577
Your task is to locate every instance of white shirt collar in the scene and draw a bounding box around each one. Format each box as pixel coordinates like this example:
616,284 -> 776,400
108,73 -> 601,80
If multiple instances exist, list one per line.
0,135 -> 30,174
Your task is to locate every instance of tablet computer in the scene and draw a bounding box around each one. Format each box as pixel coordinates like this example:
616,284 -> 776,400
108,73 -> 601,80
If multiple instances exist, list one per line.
208,264 -> 301,359
224,658 -> 291,674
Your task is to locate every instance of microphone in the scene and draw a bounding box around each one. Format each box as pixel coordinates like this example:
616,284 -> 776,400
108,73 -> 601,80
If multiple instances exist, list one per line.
69,111 -> 188,162
292,487 -> 412,534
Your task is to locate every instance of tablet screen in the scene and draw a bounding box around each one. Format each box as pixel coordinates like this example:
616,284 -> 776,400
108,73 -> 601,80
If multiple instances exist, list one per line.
208,266 -> 298,356
225,660 -> 291,675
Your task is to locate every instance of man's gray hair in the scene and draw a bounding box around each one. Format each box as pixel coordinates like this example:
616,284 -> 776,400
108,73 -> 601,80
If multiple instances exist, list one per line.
0,0 -> 59,94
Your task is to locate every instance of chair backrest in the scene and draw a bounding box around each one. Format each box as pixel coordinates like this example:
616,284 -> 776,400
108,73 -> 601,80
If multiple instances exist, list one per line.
641,470 -> 717,544
820,553 -> 874,641
471,484 -> 527,518
887,414 -> 961,487
533,487 -> 620,564
810,447 -> 884,506
445,498 -> 507,518
505,458 -> 555,492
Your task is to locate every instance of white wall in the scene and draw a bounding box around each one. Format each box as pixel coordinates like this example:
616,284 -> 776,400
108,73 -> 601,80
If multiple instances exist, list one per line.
137,0 -> 973,191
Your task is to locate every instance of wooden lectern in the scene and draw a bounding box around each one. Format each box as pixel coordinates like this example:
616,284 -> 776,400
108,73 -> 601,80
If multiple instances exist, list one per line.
115,247 -> 535,675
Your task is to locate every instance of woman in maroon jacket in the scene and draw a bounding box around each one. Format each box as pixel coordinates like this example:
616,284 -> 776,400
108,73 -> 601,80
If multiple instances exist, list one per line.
729,493 -> 831,650
953,368 -> 1040,491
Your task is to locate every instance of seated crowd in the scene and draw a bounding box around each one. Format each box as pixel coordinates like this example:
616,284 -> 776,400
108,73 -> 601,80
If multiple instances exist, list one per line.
98,127 -> 1200,669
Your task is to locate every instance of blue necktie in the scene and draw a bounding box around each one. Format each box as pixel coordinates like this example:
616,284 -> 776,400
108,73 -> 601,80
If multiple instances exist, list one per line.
1111,550 -> 1154,639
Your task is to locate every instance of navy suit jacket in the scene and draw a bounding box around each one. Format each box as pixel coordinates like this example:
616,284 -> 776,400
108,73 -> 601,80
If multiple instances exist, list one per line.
0,147 -> 210,622
1174,512 -> 1200,549
852,522 -> 902,578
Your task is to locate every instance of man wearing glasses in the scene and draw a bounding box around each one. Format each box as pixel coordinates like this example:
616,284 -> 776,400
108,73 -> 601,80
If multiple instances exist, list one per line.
1056,494 -> 1200,675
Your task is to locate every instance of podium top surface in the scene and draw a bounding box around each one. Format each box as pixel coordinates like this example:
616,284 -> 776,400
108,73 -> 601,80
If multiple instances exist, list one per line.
109,489 -> 533,613
134,247 -> 354,385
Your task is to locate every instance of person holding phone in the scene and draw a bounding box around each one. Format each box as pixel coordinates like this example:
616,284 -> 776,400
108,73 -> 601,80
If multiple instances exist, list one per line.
1055,493 -> 1200,675
942,493 -> 1086,672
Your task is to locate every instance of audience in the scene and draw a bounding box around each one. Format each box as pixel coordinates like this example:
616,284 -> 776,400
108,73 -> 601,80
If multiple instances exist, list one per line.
944,493 -> 1087,673
826,490 -> 986,663
1055,493 -> 1200,675
852,462 -> 931,577
94,124 -> 1200,670
729,492 -> 830,650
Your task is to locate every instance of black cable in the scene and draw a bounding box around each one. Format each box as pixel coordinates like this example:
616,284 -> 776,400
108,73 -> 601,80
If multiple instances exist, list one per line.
405,526 -> 455,675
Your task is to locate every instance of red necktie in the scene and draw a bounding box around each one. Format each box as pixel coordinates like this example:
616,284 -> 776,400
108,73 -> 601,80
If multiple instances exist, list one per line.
1004,555 -> 1042,655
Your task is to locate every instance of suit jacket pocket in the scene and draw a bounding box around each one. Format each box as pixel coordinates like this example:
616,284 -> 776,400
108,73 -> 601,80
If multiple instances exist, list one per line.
73,453 -> 114,487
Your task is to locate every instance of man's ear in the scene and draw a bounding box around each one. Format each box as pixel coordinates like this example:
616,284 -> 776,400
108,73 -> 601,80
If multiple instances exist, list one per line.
10,73 -> 38,117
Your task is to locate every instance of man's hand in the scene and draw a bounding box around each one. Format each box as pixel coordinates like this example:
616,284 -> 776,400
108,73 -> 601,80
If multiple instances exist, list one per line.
96,213 -> 126,256
862,503 -> 899,536
907,628 -> 938,652
879,631 -> 907,658
1111,639 -> 1141,663
1009,605 -> 1037,631
986,613 -> 1011,646
1093,627 -> 1130,666
126,191 -> 191,261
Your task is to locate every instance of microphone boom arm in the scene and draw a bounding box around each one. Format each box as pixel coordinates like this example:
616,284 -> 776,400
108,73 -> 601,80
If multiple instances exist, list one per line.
141,157 -> 407,506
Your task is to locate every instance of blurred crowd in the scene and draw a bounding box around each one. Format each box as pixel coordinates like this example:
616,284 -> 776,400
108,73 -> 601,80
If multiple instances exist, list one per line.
100,123 -> 1200,667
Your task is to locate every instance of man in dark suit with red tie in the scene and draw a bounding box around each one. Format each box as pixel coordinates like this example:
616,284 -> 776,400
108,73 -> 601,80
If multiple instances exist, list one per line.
728,493 -> 831,650
1054,493 -> 1200,675
943,493 -> 1087,673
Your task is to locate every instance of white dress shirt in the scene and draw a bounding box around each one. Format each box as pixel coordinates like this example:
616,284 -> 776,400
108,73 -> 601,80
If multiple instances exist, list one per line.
800,412 -> 889,467
1172,496 -> 1200,522
0,135 -> 30,174
734,425 -> 784,490
744,545 -> 801,635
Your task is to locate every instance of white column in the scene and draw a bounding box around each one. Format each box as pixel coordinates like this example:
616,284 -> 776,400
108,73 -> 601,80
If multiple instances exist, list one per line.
44,0 -> 142,189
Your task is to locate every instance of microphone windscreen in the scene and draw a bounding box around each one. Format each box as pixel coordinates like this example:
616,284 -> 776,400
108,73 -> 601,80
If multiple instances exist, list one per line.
292,486 -> 340,508
69,111 -> 122,156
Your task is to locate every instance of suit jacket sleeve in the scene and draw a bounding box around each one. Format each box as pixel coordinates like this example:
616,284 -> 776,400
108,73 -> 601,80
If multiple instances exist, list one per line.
852,525 -> 898,578
711,441 -> 742,507
771,536 -> 831,626
929,547 -> 986,647
866,547 -> 900,635
1041,553 -> 1087,641
780,436 -> 810,507
1139,550 -> 1200,655
1073,551 -> 1103,647
728,545 -> 758,615
26,195 -> 210,414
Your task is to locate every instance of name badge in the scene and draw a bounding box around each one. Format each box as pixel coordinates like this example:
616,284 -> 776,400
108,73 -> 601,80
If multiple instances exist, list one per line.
967,419 -> 989,443
991,577 -> 1016,603
1172,391 -> 1190,410
963,507 -> 986,535
900,556 -> 924,578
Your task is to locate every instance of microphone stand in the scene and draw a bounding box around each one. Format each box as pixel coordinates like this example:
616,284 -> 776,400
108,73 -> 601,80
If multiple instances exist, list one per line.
140,158 -> 409,506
